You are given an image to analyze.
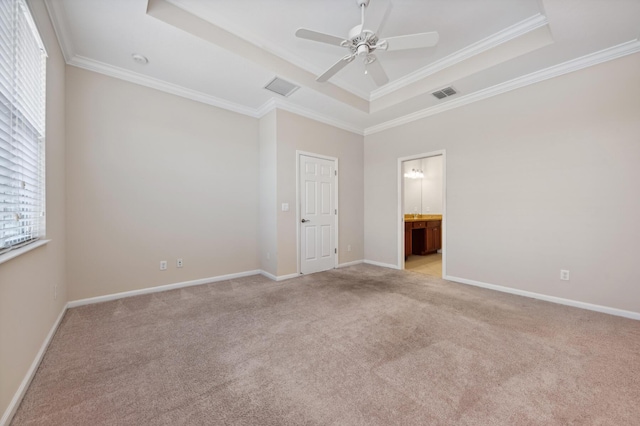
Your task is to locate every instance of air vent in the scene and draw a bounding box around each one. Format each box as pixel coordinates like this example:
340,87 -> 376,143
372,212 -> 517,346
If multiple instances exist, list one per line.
432,91 -> 447,100
264,77 -> 300,97
432,86 -> 458,100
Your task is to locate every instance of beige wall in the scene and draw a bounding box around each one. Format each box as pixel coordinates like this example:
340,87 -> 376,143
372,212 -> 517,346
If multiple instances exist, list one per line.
5,4 -> 637,419
65,67 -> 260,300
258,111 -> 277,276
0,0 -> 67,419
364,52 -> 640,313
276,110 -> 364,276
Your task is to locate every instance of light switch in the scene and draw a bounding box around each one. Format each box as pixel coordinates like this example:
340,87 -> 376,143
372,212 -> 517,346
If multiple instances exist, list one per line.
282,203 -> 289,212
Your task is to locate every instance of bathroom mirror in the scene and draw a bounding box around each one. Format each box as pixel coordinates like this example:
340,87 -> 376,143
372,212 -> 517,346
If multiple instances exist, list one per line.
403,156 -> 443,216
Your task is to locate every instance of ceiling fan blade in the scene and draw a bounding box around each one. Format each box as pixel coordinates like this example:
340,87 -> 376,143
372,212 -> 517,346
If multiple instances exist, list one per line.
295,28 -> 346,47
375,0 -> 394,36
317,55 -> 356,82
383,31 -> 439,51
367,56 -> 389,86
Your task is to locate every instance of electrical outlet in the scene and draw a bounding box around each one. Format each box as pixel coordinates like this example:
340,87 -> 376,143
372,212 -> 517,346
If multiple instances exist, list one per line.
347,244 -> 352,252
560,270 -> 570,281
53,284 -> 58,300
177,258 -> 183,268
160,260 -> 167,271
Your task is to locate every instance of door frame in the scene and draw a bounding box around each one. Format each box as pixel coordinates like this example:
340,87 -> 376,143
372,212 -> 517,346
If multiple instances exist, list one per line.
397,150 -> 446,276
296,150 -> 339,275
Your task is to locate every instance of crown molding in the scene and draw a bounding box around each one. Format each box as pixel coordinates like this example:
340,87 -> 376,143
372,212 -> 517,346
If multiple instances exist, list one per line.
66,35 -> 639,140
255,98 -> 278,117
370,13 -> 549,101
41,1 -> 638,141
43,0 -> 75,62
256,99 -> 365,136
68,54 -> 365,135
364,39 -> 640,136
68,55 -> 260,117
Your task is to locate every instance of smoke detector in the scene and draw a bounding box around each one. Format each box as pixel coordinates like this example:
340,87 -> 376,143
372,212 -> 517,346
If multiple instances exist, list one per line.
131,53 -> 149,65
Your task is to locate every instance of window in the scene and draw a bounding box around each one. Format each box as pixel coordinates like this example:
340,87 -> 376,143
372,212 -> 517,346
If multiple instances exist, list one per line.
0,0 -> 47,256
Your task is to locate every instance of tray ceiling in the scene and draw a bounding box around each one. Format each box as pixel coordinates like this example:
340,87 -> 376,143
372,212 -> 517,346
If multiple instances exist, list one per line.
45,0 -> 640,134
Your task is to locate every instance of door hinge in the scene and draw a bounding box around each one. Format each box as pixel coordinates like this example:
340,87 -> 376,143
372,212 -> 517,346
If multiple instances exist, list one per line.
335,209 -> 337,215
334,248 -> 337,254
334,170 -> 337,176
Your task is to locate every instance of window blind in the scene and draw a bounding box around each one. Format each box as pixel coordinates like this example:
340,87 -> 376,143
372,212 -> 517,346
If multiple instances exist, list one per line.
0,0 -> 47,255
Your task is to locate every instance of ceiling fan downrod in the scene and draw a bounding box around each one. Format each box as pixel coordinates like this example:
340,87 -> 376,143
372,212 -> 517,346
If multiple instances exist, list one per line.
358,0 -> 369,34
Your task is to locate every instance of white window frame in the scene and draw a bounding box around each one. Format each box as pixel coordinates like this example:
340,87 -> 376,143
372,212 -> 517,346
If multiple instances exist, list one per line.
0,0 -> 48,263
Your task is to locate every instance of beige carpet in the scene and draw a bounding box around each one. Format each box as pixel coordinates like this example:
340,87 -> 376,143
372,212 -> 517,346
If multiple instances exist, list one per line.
12,265 -> 640,425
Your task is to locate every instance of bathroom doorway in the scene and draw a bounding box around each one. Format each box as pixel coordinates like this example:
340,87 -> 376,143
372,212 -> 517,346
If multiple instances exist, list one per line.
398,151 -> 446,278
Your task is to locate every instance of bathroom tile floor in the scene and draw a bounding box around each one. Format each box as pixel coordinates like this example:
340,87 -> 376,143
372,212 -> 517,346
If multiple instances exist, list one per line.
404,253 -> 442,277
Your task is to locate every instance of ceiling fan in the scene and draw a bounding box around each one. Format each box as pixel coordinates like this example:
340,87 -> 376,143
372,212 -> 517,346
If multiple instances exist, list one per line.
295,0 -> 439,87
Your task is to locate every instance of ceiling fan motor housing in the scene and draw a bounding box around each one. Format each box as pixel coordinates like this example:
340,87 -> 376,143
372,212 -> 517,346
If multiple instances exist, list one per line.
357,43 -> 369,56
347,27 -> 379,56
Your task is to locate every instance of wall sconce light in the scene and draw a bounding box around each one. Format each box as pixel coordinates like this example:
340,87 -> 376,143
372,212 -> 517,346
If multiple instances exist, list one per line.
404,168 -> 424,179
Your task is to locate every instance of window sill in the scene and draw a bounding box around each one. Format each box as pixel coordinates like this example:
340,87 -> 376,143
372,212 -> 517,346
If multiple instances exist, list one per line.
0,239 -> 51,266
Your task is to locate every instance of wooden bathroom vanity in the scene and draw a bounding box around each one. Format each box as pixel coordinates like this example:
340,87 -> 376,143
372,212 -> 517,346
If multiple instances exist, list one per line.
404,215 -> 442,260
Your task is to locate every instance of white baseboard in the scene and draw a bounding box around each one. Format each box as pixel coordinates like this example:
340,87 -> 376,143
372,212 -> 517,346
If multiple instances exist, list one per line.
364,259 -> 401,270
260,270 -> 278,281
337,260 -> 364,268
445,275 -> 640,321
68,270 -> 262,308
260,270 -> 300,281
276,273 -> 300,281
1,305 -> 67,426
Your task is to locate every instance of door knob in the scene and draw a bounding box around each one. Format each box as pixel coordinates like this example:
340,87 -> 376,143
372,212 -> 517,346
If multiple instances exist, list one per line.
301,219 -> 311,223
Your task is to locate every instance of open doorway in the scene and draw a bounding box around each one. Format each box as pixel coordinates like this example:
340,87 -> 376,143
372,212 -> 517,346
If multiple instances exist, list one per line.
397,151 -> 446,278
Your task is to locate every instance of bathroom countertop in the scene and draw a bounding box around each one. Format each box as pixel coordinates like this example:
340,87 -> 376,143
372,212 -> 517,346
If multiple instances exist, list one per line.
404,215 -> 442,222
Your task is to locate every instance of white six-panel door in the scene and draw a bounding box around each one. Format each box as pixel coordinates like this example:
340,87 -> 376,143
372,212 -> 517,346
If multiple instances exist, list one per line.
300,154 -> 336,274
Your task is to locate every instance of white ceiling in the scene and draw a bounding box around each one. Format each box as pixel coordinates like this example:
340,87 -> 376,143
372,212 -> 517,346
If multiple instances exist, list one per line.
45,0 -> 640,134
